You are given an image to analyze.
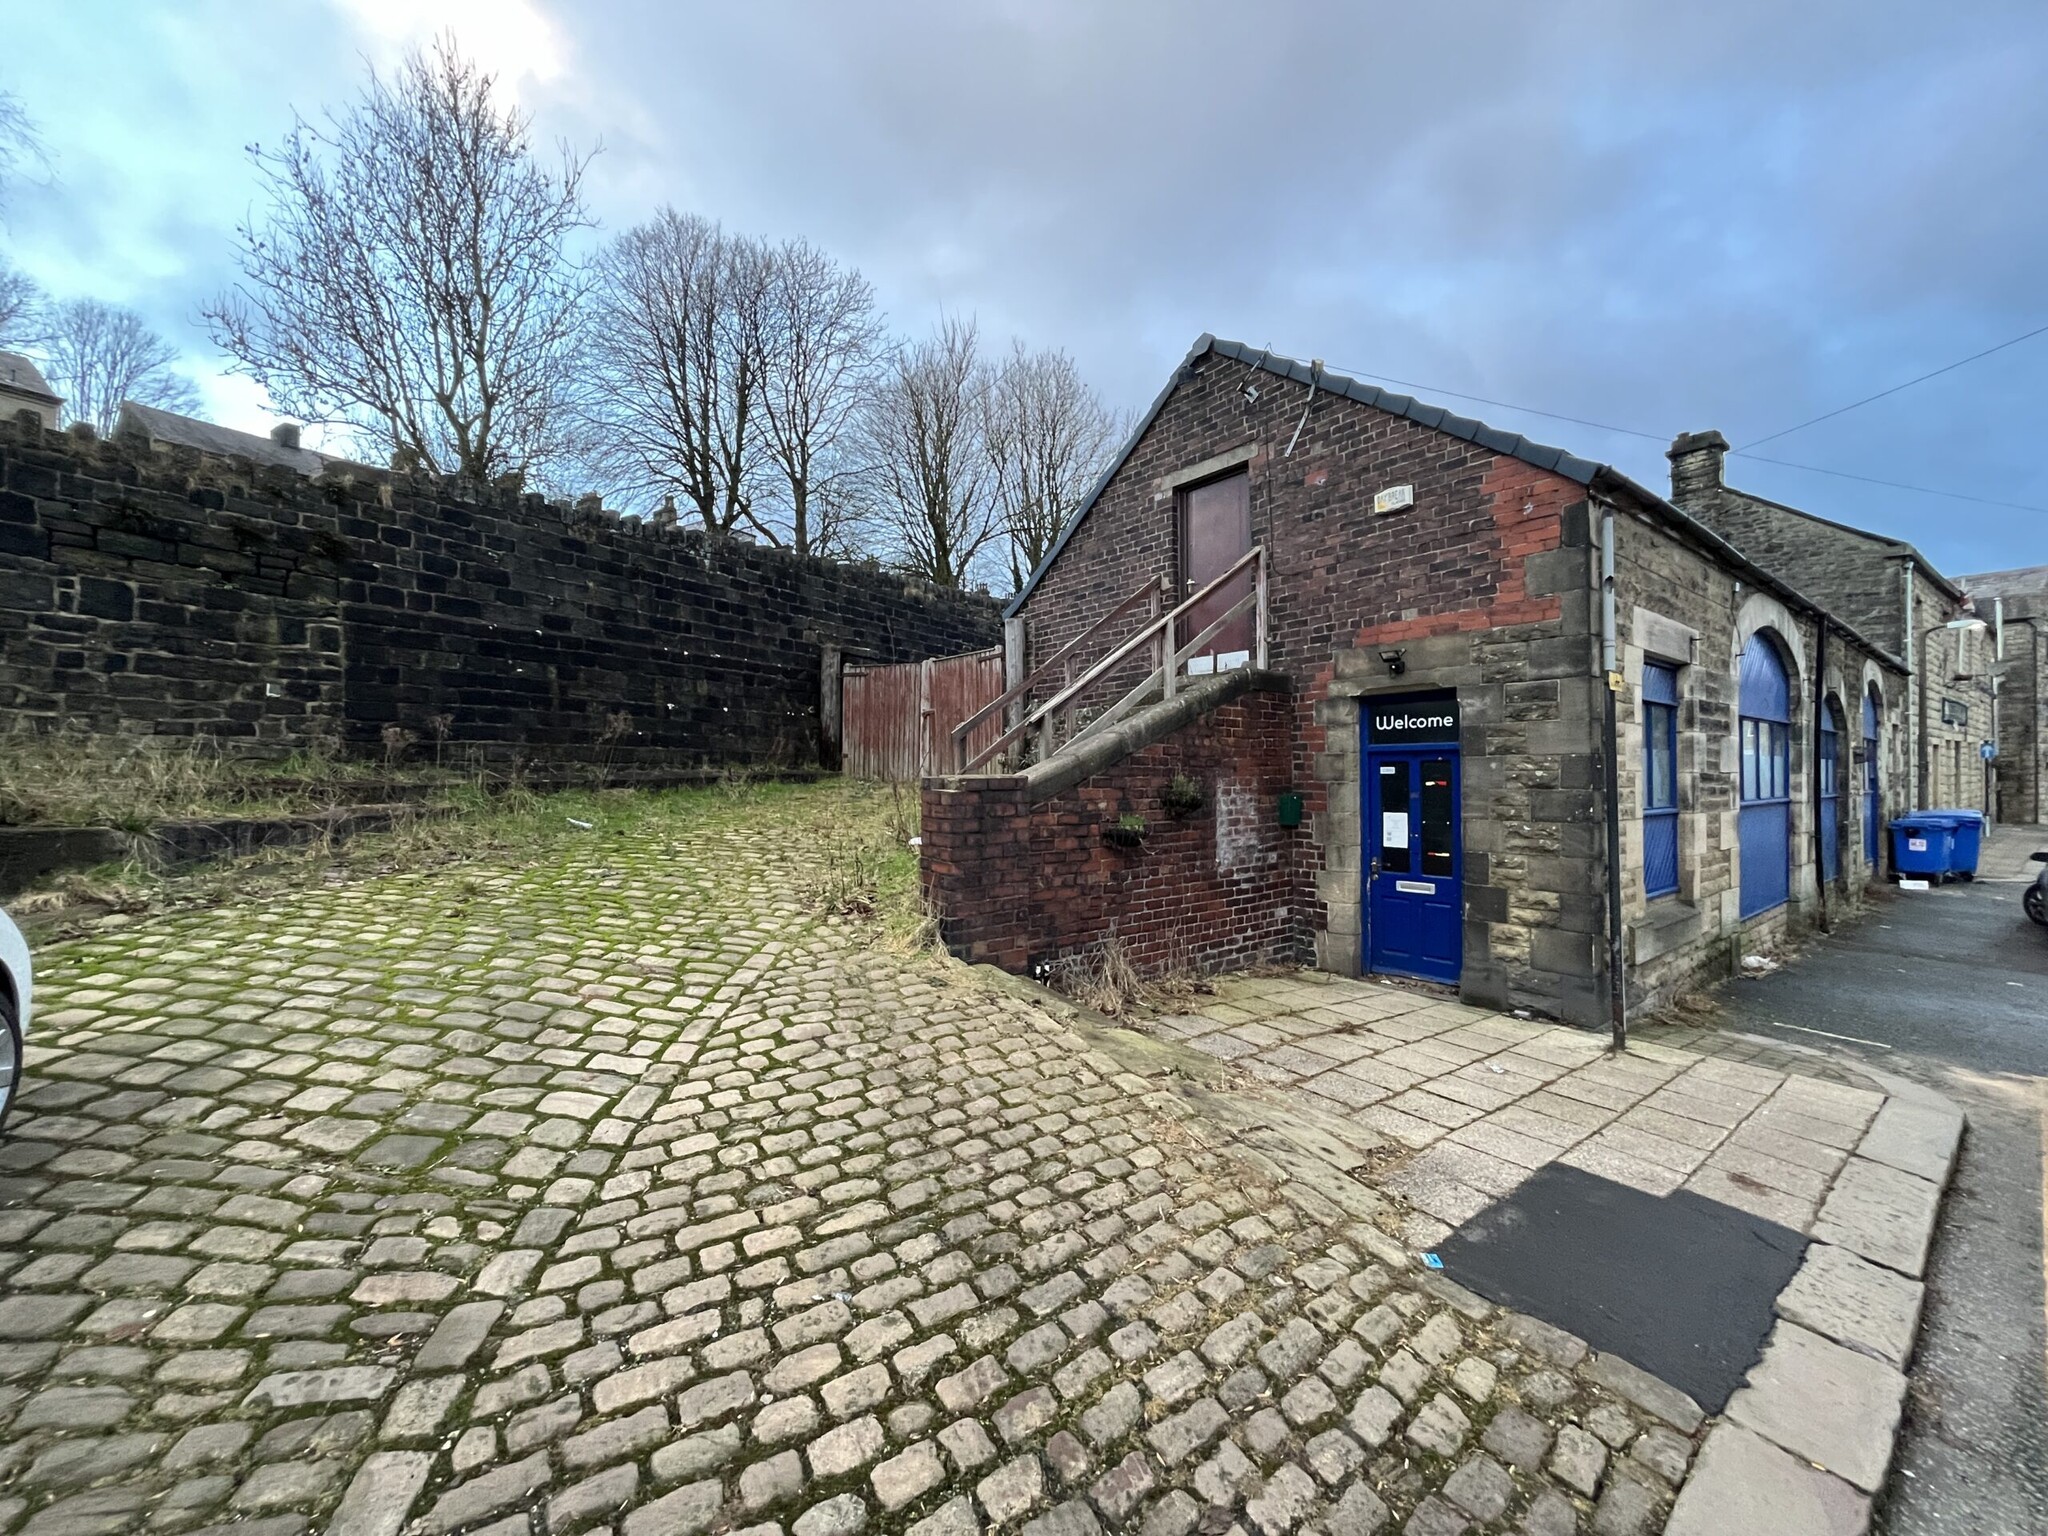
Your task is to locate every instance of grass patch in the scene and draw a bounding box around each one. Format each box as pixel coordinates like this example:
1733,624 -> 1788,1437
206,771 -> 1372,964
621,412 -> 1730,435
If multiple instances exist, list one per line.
0,732 -> 467,829
9,776 -> 941,954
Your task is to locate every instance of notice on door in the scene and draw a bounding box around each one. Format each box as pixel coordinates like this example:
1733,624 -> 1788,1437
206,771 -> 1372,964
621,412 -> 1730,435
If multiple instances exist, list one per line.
1382,811 -> 1409,848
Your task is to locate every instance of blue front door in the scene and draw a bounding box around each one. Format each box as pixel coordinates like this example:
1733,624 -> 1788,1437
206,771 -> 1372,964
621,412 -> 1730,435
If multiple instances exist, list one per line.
1365,746 -> 1463,984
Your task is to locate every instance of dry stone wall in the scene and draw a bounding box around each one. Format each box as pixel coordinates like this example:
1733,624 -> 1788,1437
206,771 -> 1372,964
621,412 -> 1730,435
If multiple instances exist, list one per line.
0,417 -> 1000,764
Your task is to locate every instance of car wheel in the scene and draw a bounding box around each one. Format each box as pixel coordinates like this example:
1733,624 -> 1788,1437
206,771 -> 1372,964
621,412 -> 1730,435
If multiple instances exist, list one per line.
2026,882 -> 2048,927
0,989 -> 19,1137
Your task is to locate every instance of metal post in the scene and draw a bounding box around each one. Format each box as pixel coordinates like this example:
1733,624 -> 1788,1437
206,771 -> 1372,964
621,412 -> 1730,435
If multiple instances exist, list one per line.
1599,504 -> 1626,1052
1255,547 -> 1269,670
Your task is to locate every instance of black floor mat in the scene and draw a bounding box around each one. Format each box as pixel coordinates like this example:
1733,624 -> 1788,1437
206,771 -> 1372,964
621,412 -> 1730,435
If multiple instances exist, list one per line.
1431,1161 -> 1808,1412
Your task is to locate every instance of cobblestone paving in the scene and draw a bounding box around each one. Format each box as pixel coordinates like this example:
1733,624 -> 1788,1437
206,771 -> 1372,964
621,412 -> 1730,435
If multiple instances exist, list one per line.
0,790 -> 1701,1536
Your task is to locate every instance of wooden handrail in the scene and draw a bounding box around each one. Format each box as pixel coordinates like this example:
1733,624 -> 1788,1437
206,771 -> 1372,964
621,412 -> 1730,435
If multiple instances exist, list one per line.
950,573 -> 1164,769
960,546 -> 1265,774
1071,587 -> 1261,753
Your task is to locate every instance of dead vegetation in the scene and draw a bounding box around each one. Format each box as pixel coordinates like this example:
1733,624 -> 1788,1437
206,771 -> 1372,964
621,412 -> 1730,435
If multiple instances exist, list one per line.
0,730 -> 462,829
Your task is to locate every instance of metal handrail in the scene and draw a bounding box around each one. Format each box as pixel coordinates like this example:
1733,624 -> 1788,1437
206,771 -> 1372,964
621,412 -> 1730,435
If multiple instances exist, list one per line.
950,573 -> 1164,770
959,545 -> 1266,774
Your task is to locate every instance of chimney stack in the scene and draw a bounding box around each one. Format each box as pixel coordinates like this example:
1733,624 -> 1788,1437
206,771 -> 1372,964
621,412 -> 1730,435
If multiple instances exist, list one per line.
270,422 -> 302,450
1666,430 -> 1727,508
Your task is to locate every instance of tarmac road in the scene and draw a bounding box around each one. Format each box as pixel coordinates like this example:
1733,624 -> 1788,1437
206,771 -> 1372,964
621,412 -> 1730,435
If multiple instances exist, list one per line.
1712,835 -> 2048,1535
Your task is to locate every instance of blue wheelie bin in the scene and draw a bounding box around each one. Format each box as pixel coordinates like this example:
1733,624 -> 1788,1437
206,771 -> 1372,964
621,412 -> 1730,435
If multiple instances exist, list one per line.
1925,809 -> 1986,879
1890,815 -> 1953,881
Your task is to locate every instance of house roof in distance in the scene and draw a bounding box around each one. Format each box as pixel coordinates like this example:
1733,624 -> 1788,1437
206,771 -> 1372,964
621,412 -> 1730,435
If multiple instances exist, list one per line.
0,350 -> 61,405
116,399 -> 353,477
1958,563 -> 2048,607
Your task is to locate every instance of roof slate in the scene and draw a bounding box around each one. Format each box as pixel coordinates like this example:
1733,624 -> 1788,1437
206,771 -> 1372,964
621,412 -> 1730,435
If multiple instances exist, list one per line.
116,400 -> 346,478
0,350 -> 60,404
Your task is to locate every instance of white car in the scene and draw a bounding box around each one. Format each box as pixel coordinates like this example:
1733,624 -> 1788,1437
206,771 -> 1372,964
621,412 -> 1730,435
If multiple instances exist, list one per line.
0,910 -> 29,1133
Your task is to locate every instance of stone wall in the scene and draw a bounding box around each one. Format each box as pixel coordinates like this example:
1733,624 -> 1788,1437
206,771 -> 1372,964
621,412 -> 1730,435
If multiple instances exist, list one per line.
1610,504 -> 1906,1013
921,684 -> 1303,976
1990,608 -> 2046,822
0,416 -> 1001,763
0,418 -> 346,743
336,472 -> 999,764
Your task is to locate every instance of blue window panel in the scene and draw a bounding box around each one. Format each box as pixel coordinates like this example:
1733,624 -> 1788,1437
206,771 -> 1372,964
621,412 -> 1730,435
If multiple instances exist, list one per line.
1740,634 -> 1791,721
1862,693 -> 1881,864
1739,635 -> 1792,918
1820,702 -> 1842,882
1643,662 -> 1680,898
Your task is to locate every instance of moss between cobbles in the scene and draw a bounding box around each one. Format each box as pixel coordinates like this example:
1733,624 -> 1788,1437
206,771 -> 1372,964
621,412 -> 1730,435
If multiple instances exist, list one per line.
0,781 -> 1690,1536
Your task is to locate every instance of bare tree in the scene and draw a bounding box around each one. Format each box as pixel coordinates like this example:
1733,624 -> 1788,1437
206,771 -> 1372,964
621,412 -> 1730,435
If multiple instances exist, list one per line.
985,342 -> 1123,590
204,39 -> 591,482
0,91 -> 47,216
0,264 -> 35,350
39,299 -> 197,434
583,212 -> 778,537
862,317 -> 998,589
756,241 -> 886,557
0,92 -> 47,349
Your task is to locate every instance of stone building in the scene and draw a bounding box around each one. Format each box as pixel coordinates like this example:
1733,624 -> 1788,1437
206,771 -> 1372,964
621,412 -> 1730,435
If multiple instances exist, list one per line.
922,338 -> 1908,1030
115,399 -> 350,478
0,352 -> 62,429
1669,432 -> 1997,815
1958,563 -> 2048,823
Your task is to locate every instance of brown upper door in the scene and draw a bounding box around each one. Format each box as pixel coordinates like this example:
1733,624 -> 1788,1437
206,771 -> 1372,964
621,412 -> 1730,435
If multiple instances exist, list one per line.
1179,471 -> 1253,674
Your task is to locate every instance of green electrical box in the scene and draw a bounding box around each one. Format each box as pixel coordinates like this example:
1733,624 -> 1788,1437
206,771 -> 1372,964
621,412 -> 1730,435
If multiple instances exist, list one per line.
1277,792 -> 1303,828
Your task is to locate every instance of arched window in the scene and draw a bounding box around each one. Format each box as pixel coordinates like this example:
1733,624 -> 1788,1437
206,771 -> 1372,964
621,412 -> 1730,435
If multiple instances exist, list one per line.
1863,689 -> 1882,865
1820,696 -> 1844,882
1738,633 -> 1792,917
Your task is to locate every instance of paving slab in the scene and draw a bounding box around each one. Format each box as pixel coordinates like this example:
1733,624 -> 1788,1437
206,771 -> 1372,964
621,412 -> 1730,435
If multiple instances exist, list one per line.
1772,1242 -> 1925,1368
1663,1424 -> 1870,1536
1724,1321 -> 1906,1493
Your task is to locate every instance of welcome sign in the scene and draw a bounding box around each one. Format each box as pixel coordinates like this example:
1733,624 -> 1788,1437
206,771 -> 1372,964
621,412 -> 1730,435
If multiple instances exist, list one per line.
1366,692 -> 1461,746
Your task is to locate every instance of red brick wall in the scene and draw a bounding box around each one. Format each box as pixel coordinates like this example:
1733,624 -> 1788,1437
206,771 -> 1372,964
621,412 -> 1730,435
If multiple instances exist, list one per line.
921,687 -> 1305,976
1017,352 -> 1569,691
1000,349 -> 1595,1008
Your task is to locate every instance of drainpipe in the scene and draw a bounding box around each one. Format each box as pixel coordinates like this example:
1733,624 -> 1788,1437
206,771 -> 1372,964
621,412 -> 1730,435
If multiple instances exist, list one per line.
1812,619 -> 1830,932
1991,598 -> 2004,823
1903,561 -> 1921,805
1599,503 -> 1625,1052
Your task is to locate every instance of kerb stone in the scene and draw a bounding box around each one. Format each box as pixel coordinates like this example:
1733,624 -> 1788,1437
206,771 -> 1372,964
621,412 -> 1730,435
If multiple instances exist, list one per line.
1774,1243 -> 1925,1368
1664,1425 -> 1870,1536
1811,1158 -> 1942,1280
1725,1322 -> 1905,1494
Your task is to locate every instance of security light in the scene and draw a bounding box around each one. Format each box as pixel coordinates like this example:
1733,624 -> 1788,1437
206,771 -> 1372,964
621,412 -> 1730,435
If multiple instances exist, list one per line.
1379,649 -> 1406,676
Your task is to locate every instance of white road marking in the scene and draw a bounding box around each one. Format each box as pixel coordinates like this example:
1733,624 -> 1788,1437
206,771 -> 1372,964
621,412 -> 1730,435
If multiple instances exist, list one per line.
1760,1020 -> 1894,1049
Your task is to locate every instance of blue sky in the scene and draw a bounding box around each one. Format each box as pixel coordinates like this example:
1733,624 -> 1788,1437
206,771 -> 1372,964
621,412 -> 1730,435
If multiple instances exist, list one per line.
4,0 -> 2045,576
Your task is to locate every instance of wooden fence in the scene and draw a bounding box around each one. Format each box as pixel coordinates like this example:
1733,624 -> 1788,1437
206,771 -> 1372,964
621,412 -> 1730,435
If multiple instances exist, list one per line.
842,647 -> 1005,780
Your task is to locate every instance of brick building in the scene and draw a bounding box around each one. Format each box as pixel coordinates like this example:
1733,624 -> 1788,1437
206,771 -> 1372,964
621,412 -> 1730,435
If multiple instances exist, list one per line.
923,339 -> 1908,1029
1958,563 -> 2048,823
1668,431 -> 1998,816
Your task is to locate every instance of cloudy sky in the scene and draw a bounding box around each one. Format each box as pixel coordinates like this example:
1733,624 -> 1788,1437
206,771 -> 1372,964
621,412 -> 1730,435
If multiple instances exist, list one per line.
4,0 -> 2045,576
